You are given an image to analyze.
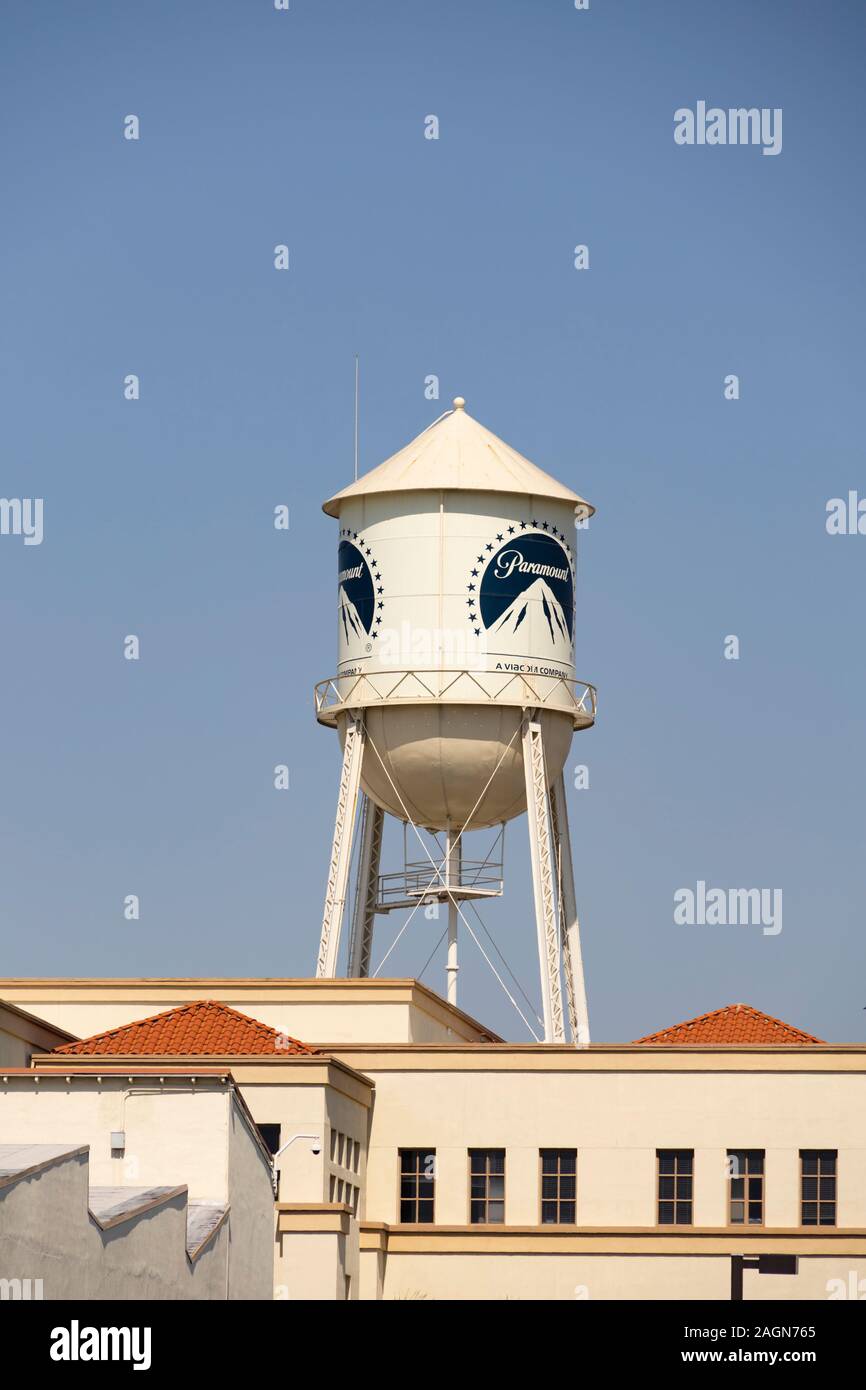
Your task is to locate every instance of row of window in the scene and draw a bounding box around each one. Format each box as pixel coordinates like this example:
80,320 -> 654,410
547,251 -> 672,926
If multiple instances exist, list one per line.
401,1147 -> 575,1225
329,1174 -> 360,1214
659,1149 -> 837,1228
400,1148 -> 839,1227
330,1128 -> 361,1175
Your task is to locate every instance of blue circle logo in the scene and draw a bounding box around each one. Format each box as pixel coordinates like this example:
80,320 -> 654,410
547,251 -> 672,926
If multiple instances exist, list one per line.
338,539 -> 375,639
479,531 -> 573,645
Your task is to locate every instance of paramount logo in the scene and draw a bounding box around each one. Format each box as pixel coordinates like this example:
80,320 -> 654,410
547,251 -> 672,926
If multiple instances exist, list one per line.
50,1320 -> 151,1371
674,102 -> 782,157
493,549 -> 570,584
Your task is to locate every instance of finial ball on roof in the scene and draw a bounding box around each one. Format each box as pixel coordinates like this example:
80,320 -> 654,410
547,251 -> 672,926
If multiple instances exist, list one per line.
452,396 -> 466,410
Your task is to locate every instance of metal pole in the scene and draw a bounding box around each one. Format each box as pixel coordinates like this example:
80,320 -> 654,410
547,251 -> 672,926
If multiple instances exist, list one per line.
317,712 -> 365,977
445,827 -> 461,1006
348,795 -> 384,977
353,355 -> 359,482
550,772 -> 590,1045
521,711 -> 565,1043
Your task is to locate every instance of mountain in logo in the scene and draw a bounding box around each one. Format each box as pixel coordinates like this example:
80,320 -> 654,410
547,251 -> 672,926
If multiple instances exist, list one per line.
491,577 -> 570,645
338,586 -> 367,642
478,531 -> 574,645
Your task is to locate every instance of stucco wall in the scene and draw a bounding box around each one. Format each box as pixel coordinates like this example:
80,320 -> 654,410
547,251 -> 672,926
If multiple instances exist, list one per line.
0,1151 -> 228,1300
0,1005 -> 71,1069
383,1253 -> 730,1301
359,1067 -> 866,1228
379,1252 -> 866,1301
0,1080 -> 231,1198
0,980 -> 492,1045
238,1078 -> 368,1298
0,1080 -> 274,1300
275,1230 -> 349,1300
226,1098 -> 277,1300
0,1034 -> 30,1069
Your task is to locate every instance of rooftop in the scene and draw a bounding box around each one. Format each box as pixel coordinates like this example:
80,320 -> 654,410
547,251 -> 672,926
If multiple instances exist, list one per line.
0,1142 -> 87,1188
323,398 -> 594,517
51,999 -> 317,1058
633,1003 -> 824,1046
88,1184 -> 187,1231
0,1145 -> 229,1262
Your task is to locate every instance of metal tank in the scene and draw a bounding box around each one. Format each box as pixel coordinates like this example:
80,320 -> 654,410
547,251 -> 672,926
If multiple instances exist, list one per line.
315,397 -> 596,1046
317,397 -> 595,828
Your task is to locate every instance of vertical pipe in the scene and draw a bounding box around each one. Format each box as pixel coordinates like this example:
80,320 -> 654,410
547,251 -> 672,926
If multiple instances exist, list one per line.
446,827 -> 461,1006
522,711 -> 565,1043
550,773 -> 591,1045
348,797 -> 384,977
353,355 -> 359,482
317,713 -> 365,977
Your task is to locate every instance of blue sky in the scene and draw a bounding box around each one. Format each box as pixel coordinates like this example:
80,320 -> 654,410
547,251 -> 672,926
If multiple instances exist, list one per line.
2,0 -> 865,1042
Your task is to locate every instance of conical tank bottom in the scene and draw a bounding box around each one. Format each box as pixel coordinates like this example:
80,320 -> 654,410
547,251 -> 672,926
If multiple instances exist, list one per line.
339,705 -> 574,830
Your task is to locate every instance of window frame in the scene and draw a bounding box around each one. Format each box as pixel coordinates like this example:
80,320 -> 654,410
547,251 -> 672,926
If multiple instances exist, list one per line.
397,1148 -> 436,1225
800,1149 -> 837,1228
539,1148 -> 578,1226
656,1149 -> 694,1227
468,1148 -> 506,1226
727,1149 -> 765,1228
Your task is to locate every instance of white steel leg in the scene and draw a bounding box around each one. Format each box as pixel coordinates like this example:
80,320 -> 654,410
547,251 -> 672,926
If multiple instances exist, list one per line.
445,827 -> 461,1007
522,711 -> 565,1043
348,794 -> 384,978
550,772 -> 590,1045
317,712 -> 365,978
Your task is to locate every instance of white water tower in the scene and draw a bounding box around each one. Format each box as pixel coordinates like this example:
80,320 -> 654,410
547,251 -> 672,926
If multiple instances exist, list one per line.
315,397 -> 596,1043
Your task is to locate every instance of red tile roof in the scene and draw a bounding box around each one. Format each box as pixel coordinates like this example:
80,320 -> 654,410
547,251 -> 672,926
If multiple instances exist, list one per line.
52,1000 -> 317,1057
633,1003 -> 824,1046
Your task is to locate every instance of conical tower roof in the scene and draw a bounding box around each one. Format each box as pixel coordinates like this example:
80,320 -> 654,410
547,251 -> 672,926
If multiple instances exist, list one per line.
323,397 -> 594,518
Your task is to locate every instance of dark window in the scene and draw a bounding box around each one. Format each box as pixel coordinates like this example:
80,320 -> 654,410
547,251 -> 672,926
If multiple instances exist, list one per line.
399,1149 -> 435,1224
258,1124 -> 281,1156
469,1148 -> 506,1224
657,1150 -> 693,1226
540,1149 -> 577,1224
728,1150 -> 764,1225
801,1150 -> 837,1227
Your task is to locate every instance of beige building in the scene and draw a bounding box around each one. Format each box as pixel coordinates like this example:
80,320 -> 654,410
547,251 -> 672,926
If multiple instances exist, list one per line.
0,999 -> 74,1068
1,980 -> 864,1301
0,1066 -> 274,1300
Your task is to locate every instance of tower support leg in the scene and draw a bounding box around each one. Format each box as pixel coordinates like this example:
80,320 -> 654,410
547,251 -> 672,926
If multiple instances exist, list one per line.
445,827 -> 462,1007
522,711 -> 565,1043
550,772 -> 591,1045
347,794 -> 384,977
317,712 -> 365,978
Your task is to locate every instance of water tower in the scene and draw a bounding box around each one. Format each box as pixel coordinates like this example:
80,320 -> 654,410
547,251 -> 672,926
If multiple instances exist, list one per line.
314,398 -> 596,1044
